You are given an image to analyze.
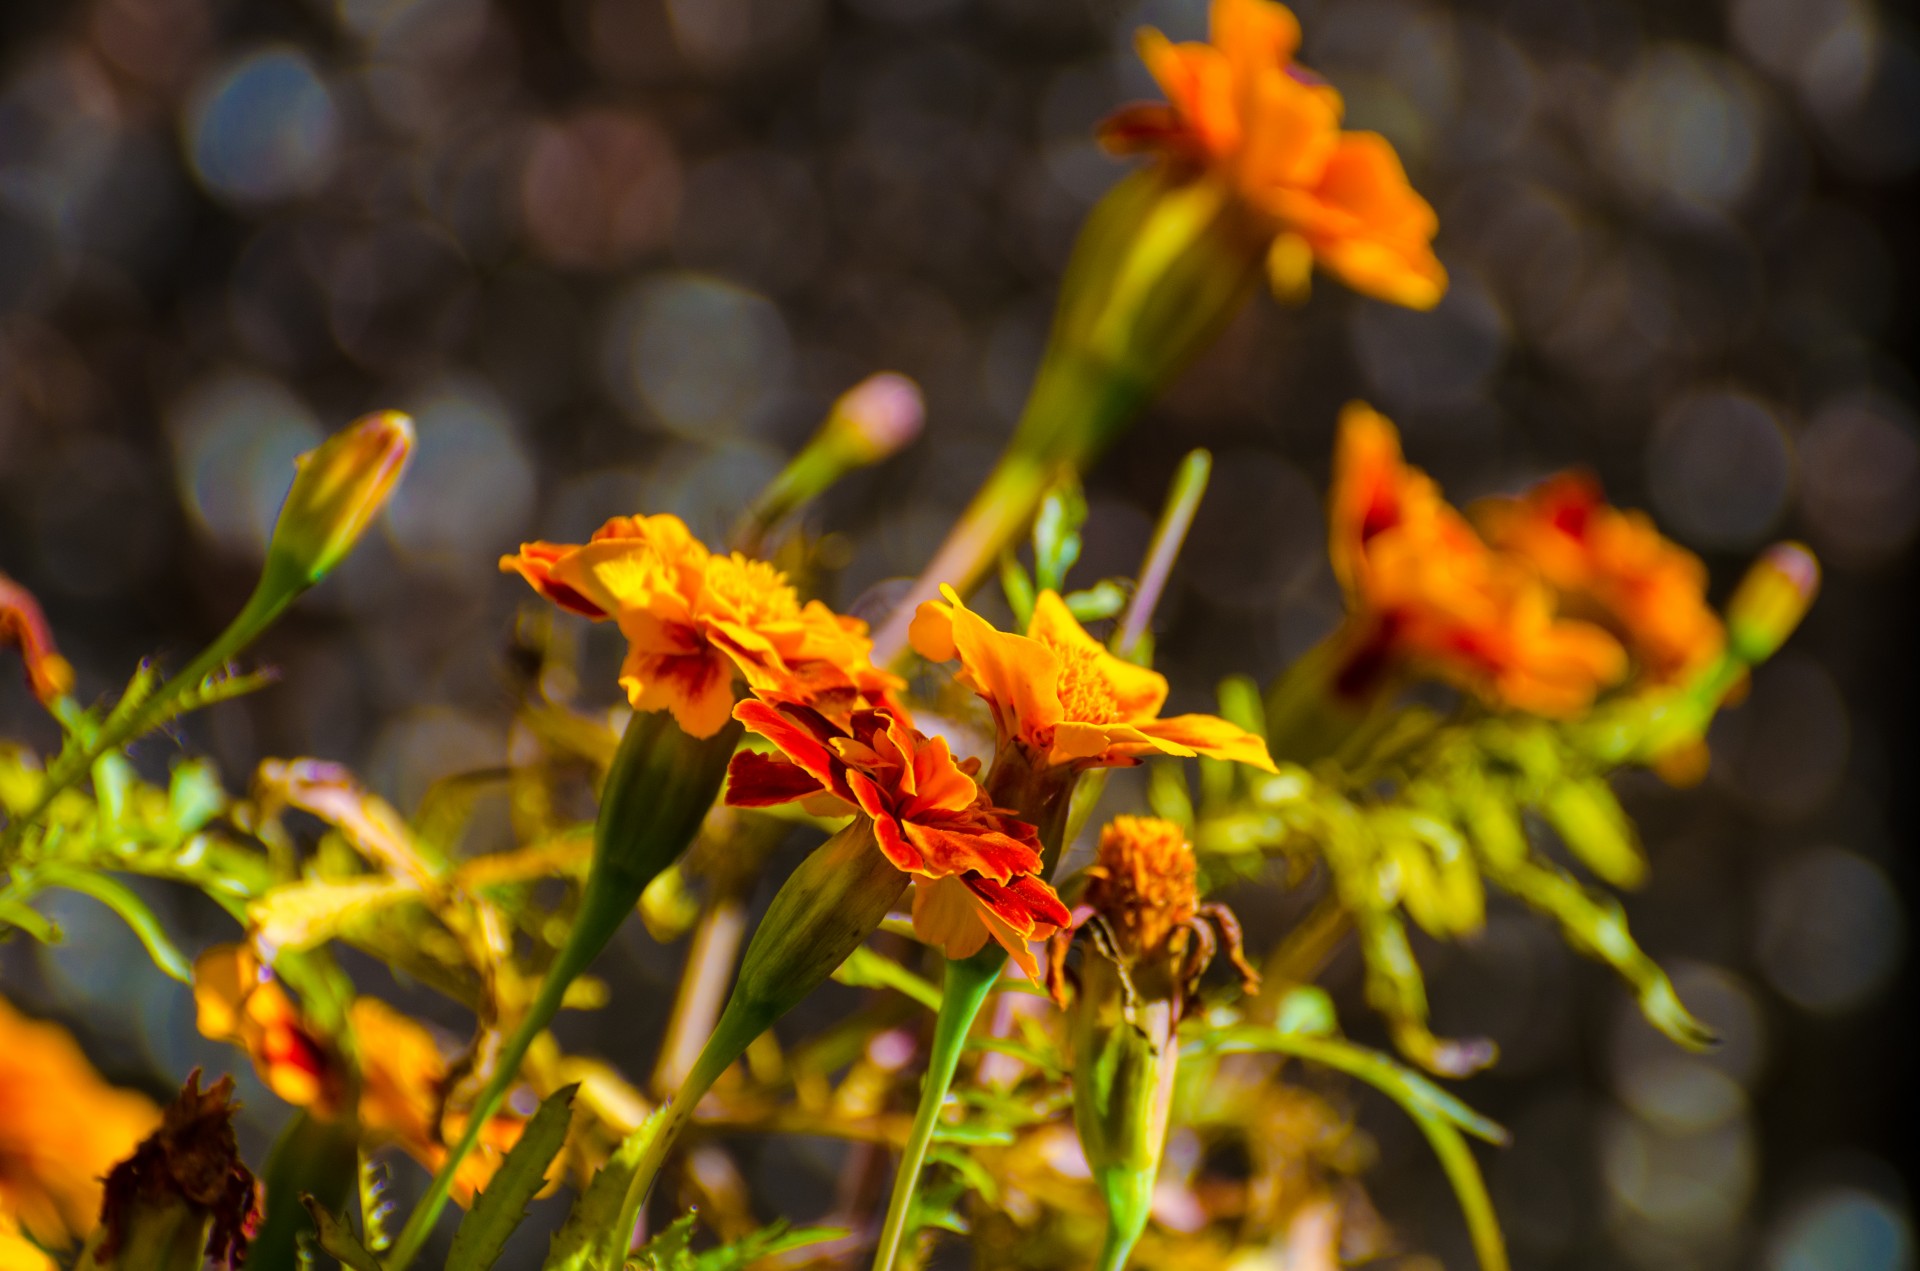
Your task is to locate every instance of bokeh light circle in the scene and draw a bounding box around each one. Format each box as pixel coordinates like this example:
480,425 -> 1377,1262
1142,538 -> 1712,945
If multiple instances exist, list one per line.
1647,390 -> 1793,550
185,47 -> 339,205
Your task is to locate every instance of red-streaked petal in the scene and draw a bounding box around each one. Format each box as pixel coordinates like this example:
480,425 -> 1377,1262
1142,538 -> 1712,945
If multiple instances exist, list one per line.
725,751 -> 828,808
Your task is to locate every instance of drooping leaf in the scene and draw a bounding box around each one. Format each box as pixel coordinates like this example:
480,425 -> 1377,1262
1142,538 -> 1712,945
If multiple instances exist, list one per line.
37,866 -> 191,981
445,1084 -> 578,1271
1206,1027 -> 1510,1271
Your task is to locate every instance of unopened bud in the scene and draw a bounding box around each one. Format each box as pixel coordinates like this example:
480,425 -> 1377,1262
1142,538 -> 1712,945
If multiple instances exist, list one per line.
823,372 -> 924,466
80,1071 -> 261,1271
1,571 -> 74,705
265,411 -> 413,590
735,375 -> 924,551
1726,542 -> 1819,665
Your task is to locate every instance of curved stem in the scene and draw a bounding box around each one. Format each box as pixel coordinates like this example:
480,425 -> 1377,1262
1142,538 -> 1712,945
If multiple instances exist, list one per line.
384,881 -> 620,1269
869,949 -> 1003,1271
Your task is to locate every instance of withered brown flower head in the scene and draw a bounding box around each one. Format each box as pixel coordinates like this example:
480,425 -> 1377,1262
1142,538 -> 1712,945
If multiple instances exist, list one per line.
1084,815 -> 1201,959
96,1071 -> 261,1271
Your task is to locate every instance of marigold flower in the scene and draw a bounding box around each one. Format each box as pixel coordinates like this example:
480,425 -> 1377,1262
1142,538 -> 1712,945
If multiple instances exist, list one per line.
1329,404 -> 1626,716
909,588 -> 1276,774
502,513 -> 892,738
1102,0 -> 1446,309
726,697 -> 1069,976
190,947 -> 522,1204
0,995 -> 160,1257
1474,471 -> 1724,684
0,572 -> 74,706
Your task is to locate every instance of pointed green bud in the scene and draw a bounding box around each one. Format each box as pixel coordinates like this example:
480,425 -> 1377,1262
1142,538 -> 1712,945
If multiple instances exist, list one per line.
1726,542 -> 1820,665
617,818 -> 907,1226
264,410 -> 413,593
1070,953 -> 1178,1271
736,373 -> 923,549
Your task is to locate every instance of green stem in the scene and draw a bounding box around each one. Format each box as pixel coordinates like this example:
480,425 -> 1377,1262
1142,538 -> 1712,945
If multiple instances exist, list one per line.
869,950 -> 1001,1271
1,568 -> 297,857
1093,1169 -> 1153,1271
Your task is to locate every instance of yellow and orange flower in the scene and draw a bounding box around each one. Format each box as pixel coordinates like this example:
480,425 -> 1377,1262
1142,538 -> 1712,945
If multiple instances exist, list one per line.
726,698 -> 1069,976
503,513 -> 894,738
1081,815 -> 1204,961
1,573 -> 74,707
0,994 -> 160,1262
1474,471 -> 1724,685
191,946 -> 523,1204
1329,404 -> 1626,717
909,588 -> 1276,774
1102,0 -> 1446,309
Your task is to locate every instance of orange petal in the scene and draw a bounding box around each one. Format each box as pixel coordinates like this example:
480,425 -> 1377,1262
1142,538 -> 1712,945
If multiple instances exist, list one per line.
1136,714 -> 1278,771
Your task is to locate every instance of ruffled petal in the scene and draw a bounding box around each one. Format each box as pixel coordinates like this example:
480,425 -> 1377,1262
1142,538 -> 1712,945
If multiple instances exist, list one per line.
1136,713 -> 1278,771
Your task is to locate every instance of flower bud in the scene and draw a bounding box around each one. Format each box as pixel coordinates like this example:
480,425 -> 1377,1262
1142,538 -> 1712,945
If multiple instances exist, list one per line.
1726,542 -> 1820,665
618,818 -> 908,1222
1070,952 -> 1178,1271
79,1072 -> 260,1271
1,571 -> 74,705
264,411 -> 413,592
736,373 -> 925,550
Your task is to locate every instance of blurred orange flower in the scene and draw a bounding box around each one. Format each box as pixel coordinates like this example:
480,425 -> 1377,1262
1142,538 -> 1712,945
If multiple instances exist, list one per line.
0,995 -> 160,1261
502,513 -> 893,738
1329,404 -> 1626,716
1102,0 -> 1446,309
0,573 -> 74,706
726,698 -> 1069,976
1474,471 -> 1724,685
191,946 -> 524,1204
909,589 -> 1275,773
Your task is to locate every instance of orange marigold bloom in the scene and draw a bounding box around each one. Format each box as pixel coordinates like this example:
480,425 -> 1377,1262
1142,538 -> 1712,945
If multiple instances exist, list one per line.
502,513 -> 893,738
1473,471 -> 1724,685
0,995 -> 160,1259
1102,0 -> 1446,309
191,947 -> 523,1205
0,573 -> 74,706
909,588 -> 1276,774
1082,815 -> 1202,960
726,698 -> 1069,976
1329,404 -> 1626,716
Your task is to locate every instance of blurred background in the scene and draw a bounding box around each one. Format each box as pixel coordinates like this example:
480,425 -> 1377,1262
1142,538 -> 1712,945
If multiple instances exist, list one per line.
1,0 -> 1915,1266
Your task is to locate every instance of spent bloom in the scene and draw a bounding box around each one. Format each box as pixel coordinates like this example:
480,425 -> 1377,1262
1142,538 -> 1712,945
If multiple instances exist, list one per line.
1328,404 -> 1626,716
0,996 -> 160,1260
1102,0 -> 1446,309
191,946 -> 524,1205
1474,471 -> 1724,685
726,697 -> 1069,976
910,588 -> 1276,774
503,513 -> 893,738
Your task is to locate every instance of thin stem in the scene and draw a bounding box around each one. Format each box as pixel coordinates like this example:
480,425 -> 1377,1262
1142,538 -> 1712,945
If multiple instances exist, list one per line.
869,950 -> 1001,1271
385,874 -> 625,1269
614,1032 -> 734,1249
651,896 -> 748,1096
869,459 -> 1051,667
1114,450 -> 1211,660
1,574 -> 294,857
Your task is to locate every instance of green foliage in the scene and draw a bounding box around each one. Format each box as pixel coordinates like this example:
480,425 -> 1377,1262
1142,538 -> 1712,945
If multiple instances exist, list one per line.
544,1108 -> 666,1271
626,1212 -> 846,1271
446,1085 -> 580,1271
301,1198 -> 384,1271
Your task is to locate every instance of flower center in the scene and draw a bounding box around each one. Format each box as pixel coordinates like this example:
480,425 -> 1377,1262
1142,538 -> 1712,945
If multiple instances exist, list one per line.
1045,638 -> 1123,725
704,556 -> 801,625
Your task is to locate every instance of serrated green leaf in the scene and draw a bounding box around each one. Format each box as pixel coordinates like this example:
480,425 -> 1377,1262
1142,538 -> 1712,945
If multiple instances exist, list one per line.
301,1198 -> 383,1271
445,1084 -> 578,1271
627,1211 -> 697,1270
37,866 -> 190,981
688,1221 -> 845,1270
543,1106 -> 667,1271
